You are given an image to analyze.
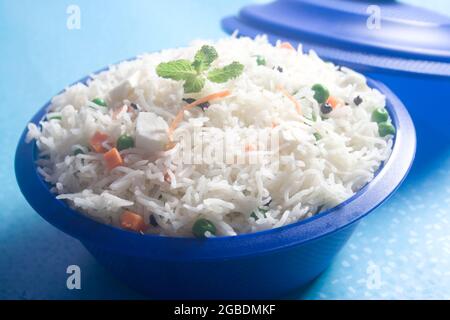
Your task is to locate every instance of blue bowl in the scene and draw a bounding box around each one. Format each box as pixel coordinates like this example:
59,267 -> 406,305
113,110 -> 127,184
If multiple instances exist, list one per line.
15,70 -> 415,299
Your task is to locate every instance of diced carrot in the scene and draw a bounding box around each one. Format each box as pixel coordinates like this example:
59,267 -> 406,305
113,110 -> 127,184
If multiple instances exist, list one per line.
277,85 -> 302,115
327,96 -> 342,109
280,42 -> 295,50
120,211 -> 147,233
90,131 -> 109,153
103,147 -> 123,170
168,90 -> 232,141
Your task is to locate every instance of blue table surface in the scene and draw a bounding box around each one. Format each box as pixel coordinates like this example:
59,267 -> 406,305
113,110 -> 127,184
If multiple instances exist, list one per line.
1,0 -> 450,300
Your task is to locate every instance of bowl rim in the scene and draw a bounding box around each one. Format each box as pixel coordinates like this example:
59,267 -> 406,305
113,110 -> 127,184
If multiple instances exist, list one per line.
15,61 -> 416,261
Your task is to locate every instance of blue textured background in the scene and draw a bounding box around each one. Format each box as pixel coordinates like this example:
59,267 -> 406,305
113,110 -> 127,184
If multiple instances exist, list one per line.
1,0 -> 449,300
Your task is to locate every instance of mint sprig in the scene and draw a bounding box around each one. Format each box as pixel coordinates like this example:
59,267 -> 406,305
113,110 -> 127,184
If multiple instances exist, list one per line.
156,45 -> 244,93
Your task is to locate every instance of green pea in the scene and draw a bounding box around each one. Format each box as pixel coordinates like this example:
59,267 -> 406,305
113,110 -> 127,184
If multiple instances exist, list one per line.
314,133 -> 322,141
192,219 -> 216,238
378,122 -> 396,137
92,98 -> 107,107
250,208 -> 268,221
312,84 -> 330,104
256,55 -> 266,66
116,135 -> 135,151
372,108 -> 389,123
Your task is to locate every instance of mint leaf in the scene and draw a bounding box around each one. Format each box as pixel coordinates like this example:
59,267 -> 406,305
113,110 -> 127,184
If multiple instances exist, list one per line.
156,48 -> 243,94
184,75 -> 205,93
207,62 -> 244,83
156,60 -> 197,80
192,45 -> 218,73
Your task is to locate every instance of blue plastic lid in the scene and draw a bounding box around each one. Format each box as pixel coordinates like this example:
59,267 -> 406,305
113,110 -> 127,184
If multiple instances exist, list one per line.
222,0 -> 450,77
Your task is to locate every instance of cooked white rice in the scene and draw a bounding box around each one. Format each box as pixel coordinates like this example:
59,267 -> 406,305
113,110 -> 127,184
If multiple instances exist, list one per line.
27,35 -> 393,237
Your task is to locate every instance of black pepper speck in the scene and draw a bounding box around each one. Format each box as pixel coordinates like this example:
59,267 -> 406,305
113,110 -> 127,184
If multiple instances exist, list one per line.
183,98 -> 210,112
150,215 -> 158,227
354,96 -> 363,106
320,103 -> 333,115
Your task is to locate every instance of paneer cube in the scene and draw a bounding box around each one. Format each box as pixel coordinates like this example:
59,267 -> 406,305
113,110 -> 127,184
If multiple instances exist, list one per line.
135,112 -> 169,153
108,70 -> 141,104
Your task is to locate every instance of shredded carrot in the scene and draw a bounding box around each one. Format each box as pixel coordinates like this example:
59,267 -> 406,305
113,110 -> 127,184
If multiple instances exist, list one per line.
326,96 -> 342,109
165,141 -> 177,151
164,172 -> 172,183
277,85 -> 302,115
103,147 -> 123,170
280,42 -> 295,50
245,144 -> 256,152
168,111 -> 186,141
168,90 -> 232,140
120,211 -> 147,233
90,131 -> 109,153
185,90 -> 231,111
271,122 -> 279,128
